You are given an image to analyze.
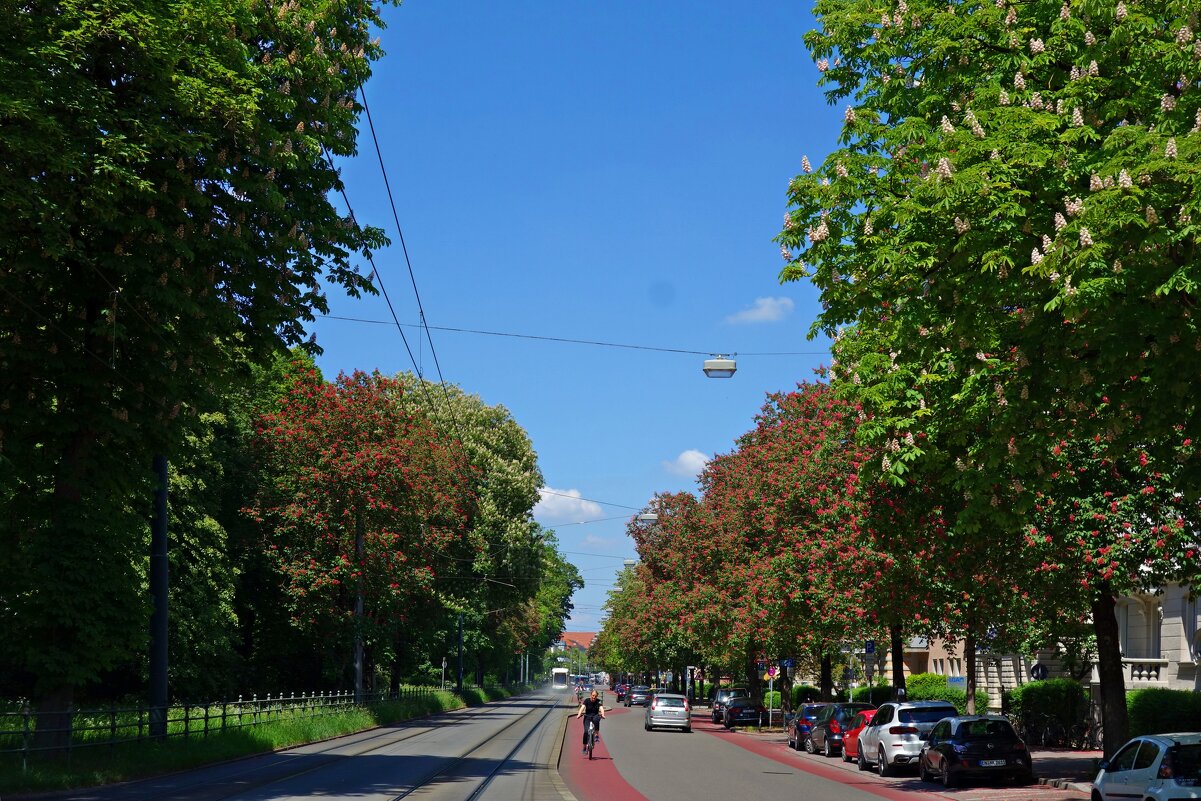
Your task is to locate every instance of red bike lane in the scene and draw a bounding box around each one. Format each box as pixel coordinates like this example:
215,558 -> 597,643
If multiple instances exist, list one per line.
558,706 -> 652,801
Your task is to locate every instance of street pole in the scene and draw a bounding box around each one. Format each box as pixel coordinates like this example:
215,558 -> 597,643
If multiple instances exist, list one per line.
456,612 -> 463,693
353,514 -> 365,705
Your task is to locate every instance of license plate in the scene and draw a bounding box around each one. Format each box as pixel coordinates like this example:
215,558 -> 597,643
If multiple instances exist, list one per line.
979,759 -> 1007,767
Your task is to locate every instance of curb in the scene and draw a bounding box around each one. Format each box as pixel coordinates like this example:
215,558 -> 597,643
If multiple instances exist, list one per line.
1038,778 -> 1093,794
548,700 -> 579,801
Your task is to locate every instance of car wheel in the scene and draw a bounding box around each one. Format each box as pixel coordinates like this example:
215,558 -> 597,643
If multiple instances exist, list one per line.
942,765 -> 957,789
878,748 -> 893,778
919,757 -> 933,782
858,747 -> 870,771
824,737 -> 834,758
804,735 -> 816,754
684,726 -> 692,733
843,745 -> 853,763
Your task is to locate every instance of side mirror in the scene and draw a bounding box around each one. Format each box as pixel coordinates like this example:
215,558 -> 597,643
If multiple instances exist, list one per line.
1097,759 -> 1110,772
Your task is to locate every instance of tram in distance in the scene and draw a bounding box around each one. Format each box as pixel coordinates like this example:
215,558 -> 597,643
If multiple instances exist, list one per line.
551,667 -> 570,689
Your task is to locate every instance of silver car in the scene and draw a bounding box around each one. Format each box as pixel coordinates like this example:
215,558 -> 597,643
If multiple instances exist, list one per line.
645,692 -> 692,732
1093,732 -> 1201,801
857,700 -> 957,776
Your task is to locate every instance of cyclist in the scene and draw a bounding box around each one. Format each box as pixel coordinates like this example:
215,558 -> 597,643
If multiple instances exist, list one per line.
575,688 -> 605,755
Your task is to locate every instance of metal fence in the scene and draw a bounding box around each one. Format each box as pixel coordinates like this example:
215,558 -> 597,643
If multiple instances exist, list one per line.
0,686 -> 439,768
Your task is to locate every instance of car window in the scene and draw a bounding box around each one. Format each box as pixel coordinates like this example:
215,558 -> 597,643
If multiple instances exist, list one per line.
899,706 -> 956,724
656,697 -> 686,708
874,705 -> 894,725
1133,741 -> 1161,770
1169,744 -> 1201,781
1109,740 -> 1143,772
957,719 -> 1017,740
850,712 -> 869,729
816,707 -> 834,723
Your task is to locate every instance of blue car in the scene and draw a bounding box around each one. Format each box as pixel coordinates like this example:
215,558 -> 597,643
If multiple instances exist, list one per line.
788,703 -> 830,750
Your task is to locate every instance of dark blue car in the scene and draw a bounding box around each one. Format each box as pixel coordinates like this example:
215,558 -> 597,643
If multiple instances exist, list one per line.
788,703 -> 830,750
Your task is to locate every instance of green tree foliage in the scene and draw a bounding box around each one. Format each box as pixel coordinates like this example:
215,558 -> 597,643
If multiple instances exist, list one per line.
0,0 -> 391,718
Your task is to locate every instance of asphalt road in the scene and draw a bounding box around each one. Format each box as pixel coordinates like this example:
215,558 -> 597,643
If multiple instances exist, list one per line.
559,698 -> 1093,801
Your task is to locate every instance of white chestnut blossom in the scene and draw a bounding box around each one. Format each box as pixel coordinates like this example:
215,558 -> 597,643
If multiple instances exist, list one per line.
1065,197 -> 1083,216
1005,5 -> 1017,25
1119,169 -> 1133,188
783,212 -> 794,230
1060,3 -> 1070,19
1163,94 -> 1178,112
802,155 -> 812,173
1079,227 -> 1093,246
999,90 -> 1010,105
1054,212 -> 1068,231
835,162 -> 848,178
882,11 -> 892,26
864,217 -> 874,235
1032,247 -> 1044,264
1177,26 -> 1194,43
936,157 -> 953,179
1088,60 -> 1099,76
780,244 -> 792,261
965,109 -> 985,137
845,106 -> 857,124
1072,107 -> 1084,126
1167,138 -> 1178,158
1147,206 -> 1159,225
1031,92 -> 1044,110
1090,173 -> 1103,190
1030,38 -> 1045,54
808,220 -> 830,243
1085,30 -> 1096,46
1042,234 -> 1053,251
941,115 -> 955,133
1014,71 -> 1026,89
954,216 -> 970,234
1116,2 -> 1127,21
1070,66 -> 1082,81
817,58 -> 829,71
1194,108 -> 1201,133
991,149 -> 1001,160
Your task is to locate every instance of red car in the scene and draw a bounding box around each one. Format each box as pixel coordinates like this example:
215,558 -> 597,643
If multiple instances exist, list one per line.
842,708 -> 878,764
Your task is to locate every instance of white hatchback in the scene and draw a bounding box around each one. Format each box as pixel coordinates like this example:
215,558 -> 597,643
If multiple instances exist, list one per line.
1092,733 -> 1201,801
857,700 -> 957,776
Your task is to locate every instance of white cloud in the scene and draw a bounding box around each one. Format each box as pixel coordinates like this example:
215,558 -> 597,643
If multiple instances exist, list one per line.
581,534 -> 614,549
534,487 -> 603,522
726,296 -> 795,324
663,449 -> 710,477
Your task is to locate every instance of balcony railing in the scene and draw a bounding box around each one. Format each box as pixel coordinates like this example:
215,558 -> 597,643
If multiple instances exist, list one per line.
1122,657 -> 1169,684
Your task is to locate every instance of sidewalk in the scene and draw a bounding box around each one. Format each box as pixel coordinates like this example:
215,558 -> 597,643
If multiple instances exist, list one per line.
1030,748 -> 1102,794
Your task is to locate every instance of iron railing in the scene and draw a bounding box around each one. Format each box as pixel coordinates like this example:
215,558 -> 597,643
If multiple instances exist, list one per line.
0,686 -> 440,768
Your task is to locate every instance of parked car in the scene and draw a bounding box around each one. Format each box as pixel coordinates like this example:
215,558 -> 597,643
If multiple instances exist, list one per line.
613,683 -> 628,702
723,697 -> 768,729
645,692 -> 692,732
625,686 -> 652,707
808,702 -> 876,757
857,700 -> 958,776
842,709 -> 878,764
1092,732 -> 1201,801
918,715 -> 1034,788
787,703 -> 830,750
711,687 -> 749,723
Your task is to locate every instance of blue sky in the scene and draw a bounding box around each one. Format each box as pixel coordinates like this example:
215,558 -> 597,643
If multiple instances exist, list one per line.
311,1 -> 842,631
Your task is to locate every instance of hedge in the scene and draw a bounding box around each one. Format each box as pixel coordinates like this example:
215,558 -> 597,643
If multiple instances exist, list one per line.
1128,688 -> 1201,736
1003,678 -> 1088,727
904,673 -> 990,714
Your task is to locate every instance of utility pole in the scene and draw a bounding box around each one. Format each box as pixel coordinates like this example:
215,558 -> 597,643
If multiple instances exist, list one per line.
353,514 -> 365,704
456,612 -> 464,693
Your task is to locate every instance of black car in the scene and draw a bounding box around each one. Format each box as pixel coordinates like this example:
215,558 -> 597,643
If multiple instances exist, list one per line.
808,702 -> 876,757
625,685 -> 652,706
919,715 -> 1034,788
722,697 -> 768,729
710,687 -> 749,723
614,683 -> 628,702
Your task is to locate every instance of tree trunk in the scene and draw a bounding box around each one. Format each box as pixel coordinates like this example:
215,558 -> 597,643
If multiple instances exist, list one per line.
781,665 -> 794,713
820,652 -> 834,700
32,684 -> 74,759
890,624 -> 906,694
1092,585 -> 1128,759
965,629 -> 977,714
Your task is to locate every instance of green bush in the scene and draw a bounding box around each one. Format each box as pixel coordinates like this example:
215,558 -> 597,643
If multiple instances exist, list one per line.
1004,679 -> 1088,727
764,690 -> 783,708
1128,688 -> 1201,736
851,684 -> 894,703
792,685 -> 821,704
905,673 -> 950,697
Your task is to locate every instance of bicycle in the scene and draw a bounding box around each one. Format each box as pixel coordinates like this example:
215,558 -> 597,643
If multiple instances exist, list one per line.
585,717 -> 598,759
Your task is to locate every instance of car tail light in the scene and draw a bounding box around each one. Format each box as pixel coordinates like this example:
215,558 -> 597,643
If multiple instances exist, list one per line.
1158,751 -> 1174,780
829,720 -> 841,735
1012,741 -> 1026,751
889,725 -> 919,735
684,701 -> 691,712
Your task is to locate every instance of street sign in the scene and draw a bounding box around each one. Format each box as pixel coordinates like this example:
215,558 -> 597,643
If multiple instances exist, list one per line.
1030,663 -> 1049,680
781,657 -> 796,668
766,666 -> 779,679
865,639 -> 876,655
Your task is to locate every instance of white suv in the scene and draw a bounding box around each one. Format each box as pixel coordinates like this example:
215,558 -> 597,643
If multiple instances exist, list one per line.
857,700 -> 957,777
